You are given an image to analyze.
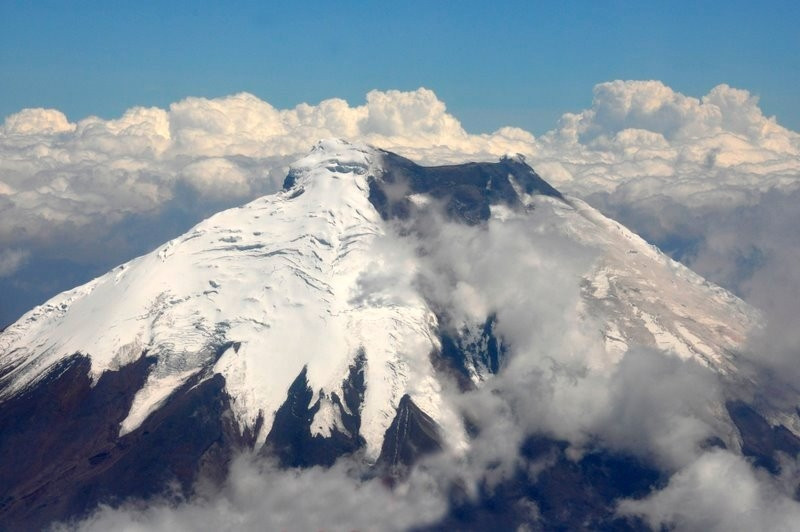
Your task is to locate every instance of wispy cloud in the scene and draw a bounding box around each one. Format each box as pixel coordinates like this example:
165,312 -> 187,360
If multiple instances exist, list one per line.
0,249 -> 29,278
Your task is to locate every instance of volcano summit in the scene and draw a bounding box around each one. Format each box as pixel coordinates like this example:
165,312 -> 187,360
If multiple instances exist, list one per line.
0,140 -> 795,530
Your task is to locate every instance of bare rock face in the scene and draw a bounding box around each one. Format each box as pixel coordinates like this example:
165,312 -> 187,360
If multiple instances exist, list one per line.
369,150 -> 562,224
0,353 -> 249,531
378,394 -> 443,470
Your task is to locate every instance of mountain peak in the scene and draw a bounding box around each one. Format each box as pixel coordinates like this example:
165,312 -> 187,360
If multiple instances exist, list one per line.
282,138 -> 374,190
309,137 -> 359,153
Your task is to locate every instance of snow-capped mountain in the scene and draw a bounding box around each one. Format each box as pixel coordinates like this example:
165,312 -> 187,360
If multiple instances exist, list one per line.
1,139 -> 445,460
0,140 -> 790,530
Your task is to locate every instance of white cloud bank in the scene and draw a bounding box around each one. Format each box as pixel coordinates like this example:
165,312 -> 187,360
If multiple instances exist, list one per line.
1,81 -> 797,259
535,80 -> 800,202
3,81 -> 797,327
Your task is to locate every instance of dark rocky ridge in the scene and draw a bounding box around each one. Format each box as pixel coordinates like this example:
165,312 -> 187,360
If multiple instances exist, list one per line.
425,437 -> 664,531
437,313 -> 506,390
4,343 -> 798,531
369,151 -> 563,225
261,353 -> 367,468
727,400 -> 800,475
282,149 -> 563,225
378,394 -> 443,471
0,351 -> 250,532
0,343 -> 439,530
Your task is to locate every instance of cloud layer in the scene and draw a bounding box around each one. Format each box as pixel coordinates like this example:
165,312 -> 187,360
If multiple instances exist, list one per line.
2,81 -> 797,268
535,80 -> 800,202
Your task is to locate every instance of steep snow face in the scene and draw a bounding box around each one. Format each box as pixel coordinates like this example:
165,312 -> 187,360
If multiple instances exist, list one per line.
0,139 -> 759,460
0,139 -> 451,457
558,196 -> 755,375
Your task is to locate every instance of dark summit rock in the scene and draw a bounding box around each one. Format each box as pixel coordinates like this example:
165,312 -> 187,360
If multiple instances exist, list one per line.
338,348 -> 367,438
369,150 -> 563,225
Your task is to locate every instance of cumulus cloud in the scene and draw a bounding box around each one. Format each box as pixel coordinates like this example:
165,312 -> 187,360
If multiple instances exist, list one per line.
178,158 -> 252,199
2,108 -> 76,135
534,80 -> 800,202
2,82 -> 796,264
3,81 -> 796,285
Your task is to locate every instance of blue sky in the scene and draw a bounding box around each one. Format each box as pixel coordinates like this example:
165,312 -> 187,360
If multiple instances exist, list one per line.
1,0 -> 798,134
